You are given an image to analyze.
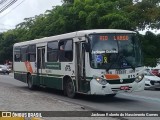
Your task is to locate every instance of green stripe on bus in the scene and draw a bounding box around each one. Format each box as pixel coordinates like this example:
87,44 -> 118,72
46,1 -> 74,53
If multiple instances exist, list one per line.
14,72 -> 74,90
45,62 -> 61,70
14,72 -> 27,83
37,74 -> 63,77
14,71 -> 26,73
14,71 -> 68,77
32,75 -> 63,90
107,78 -> 135,84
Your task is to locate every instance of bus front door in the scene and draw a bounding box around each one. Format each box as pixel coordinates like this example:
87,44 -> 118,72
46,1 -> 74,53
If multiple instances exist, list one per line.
75,42 -> 88,93
37,47 -> 45,86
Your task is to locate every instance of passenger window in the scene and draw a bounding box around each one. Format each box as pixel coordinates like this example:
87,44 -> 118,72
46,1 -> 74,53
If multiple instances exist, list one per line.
47,41 -> 58,62
59,40 -> 73,62
21,46 -> 28,62
28,45 -> 36,62
14,47 -> 21,62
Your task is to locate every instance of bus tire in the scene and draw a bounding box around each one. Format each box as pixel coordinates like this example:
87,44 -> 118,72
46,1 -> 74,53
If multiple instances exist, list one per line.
27,74 -> 35,90
66,80 -> 75,98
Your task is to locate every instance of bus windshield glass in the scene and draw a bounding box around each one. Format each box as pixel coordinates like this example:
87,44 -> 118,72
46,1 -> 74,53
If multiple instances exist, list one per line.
89,33 -> 143,69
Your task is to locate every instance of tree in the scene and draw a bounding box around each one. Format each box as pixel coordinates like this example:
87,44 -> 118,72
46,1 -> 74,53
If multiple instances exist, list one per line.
0,0 -> 160,66
139,31 -> 160,67
62,0 -> 74,4
0,31 -> 17,63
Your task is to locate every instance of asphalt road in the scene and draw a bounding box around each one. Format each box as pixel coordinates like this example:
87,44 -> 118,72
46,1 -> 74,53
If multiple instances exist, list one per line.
0,73 -> 160,120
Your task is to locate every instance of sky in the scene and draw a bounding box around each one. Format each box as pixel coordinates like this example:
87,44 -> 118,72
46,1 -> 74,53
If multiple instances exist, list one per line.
139,28 -> 160,35
0,0 -> 159,34
0,0 -> 62,32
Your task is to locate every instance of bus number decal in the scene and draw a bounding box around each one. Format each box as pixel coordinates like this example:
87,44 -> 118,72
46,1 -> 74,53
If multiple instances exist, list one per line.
128,74 -> 135,78
65,65 -> 71,71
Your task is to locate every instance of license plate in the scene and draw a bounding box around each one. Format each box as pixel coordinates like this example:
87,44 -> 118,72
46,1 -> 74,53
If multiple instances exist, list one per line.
120,86 -> 129,90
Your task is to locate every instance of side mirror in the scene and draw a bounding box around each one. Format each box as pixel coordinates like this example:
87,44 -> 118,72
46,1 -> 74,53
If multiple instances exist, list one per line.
84,43 -> 90,52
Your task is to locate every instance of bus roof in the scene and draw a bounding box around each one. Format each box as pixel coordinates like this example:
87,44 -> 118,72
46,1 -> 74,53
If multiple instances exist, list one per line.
14,29 -> 136,47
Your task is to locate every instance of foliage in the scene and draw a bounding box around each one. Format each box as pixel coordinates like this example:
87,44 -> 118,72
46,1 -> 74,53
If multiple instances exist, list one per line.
139,31 -> 160,67
0,0 -> 160,66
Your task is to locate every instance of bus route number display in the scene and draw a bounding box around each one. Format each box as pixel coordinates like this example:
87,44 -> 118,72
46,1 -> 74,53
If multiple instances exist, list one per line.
99,35 -> 128,41
100,36 -> 108,40
114,35 -> 128,40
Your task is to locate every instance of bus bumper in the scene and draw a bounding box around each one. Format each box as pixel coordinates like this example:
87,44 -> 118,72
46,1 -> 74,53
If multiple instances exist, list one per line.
131,79 -> 145,92
90,79 -> 145,95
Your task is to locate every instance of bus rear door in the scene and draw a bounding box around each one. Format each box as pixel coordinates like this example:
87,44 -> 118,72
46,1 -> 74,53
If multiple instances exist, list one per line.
37,47 -> 46,86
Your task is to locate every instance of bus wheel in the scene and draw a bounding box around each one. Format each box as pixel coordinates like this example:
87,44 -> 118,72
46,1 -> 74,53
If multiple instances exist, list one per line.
66,80 -> 75,98
27,74 -> 35,90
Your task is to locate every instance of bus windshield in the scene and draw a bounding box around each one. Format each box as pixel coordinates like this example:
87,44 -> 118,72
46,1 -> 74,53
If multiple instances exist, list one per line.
89,33 -> 143,70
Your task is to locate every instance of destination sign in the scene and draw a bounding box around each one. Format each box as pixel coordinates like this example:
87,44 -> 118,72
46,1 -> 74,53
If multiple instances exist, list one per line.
99,35 -> 129,41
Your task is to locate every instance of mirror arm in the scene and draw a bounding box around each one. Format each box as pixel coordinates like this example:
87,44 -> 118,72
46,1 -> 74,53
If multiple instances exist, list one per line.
84,34 -> 91,52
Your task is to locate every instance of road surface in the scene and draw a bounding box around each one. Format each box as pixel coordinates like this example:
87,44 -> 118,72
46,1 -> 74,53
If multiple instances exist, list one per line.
0,73 -> 160,120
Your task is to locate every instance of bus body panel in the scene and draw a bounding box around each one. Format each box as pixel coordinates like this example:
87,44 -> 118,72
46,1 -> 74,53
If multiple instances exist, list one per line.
13,29 -> 144,96
90,78 -> 145,95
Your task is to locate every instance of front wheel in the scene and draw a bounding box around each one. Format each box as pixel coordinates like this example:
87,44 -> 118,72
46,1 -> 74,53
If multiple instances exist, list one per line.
27,74 -> 35,90
66,80 -> 76,98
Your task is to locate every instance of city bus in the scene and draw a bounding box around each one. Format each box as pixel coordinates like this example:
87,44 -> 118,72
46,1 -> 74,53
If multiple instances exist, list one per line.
13,29 -> 145,98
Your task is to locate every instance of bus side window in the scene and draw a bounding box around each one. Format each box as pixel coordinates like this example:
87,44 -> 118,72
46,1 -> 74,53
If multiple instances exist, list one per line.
14,47 -> 21,62
21,46 -> 28,62
47,41 -> 58,62
59,40 -> 73,62
28,45 -> 36,62
15,54 -> 21,61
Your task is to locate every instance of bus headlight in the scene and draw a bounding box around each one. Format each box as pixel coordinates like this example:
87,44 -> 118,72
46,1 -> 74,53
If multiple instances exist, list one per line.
135,74 -> 144,83
93,76 -> 107,85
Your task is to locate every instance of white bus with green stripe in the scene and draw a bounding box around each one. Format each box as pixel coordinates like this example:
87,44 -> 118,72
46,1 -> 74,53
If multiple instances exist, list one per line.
13,29 -> 145,98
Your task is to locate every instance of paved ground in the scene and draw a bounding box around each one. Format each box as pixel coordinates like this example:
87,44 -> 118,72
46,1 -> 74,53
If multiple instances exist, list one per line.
0,74 -> 118,120
0,73 -> 160,120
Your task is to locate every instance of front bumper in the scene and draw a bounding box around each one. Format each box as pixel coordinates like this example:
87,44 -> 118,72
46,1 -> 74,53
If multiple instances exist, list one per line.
90,79 -> 145,95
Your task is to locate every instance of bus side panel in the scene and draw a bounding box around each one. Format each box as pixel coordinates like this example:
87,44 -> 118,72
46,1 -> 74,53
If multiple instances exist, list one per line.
43,76 -> 63,90
32,74 -> 63,90
14,62 -> 28,83
32,74 -> 39,85
14,72 -> 27,83
14,72 -> 25,83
